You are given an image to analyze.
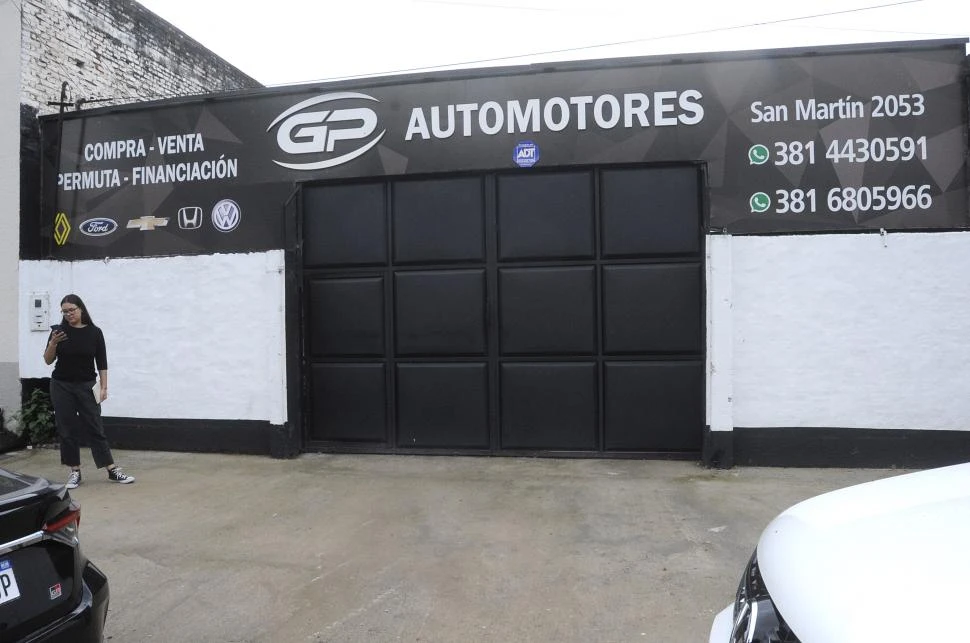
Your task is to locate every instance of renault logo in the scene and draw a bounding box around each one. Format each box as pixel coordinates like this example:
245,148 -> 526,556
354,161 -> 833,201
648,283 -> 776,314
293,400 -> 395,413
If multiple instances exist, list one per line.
53,212 -> 71,246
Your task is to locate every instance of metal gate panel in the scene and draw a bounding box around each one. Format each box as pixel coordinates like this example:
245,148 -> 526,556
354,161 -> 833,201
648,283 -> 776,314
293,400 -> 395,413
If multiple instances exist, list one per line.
301,164 -> 705,455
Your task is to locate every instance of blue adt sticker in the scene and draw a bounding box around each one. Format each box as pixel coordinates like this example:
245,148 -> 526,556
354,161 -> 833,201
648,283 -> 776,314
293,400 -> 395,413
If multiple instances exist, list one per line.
513,141 -> 540,167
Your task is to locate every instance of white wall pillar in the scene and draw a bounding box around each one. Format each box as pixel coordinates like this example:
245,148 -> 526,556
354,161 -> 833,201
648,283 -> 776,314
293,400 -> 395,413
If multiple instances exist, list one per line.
707,234 -> 733,433
0,2 -> 22,424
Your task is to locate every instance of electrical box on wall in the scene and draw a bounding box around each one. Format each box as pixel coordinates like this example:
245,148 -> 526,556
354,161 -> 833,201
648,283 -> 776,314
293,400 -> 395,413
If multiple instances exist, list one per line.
29,293 -> 50,331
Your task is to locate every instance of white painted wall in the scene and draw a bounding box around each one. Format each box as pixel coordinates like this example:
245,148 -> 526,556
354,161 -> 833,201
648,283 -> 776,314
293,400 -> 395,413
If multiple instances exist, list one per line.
709,231 -> 970,431
0,2 -> 21,421
19,251 -> 287,424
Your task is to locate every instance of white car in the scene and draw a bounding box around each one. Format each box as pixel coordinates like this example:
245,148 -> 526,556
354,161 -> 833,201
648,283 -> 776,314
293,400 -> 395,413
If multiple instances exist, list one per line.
709,462 -> 970,643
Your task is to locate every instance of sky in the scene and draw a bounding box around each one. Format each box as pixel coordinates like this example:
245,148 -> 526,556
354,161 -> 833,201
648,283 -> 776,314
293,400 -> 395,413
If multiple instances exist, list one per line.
135,0 -> 969,87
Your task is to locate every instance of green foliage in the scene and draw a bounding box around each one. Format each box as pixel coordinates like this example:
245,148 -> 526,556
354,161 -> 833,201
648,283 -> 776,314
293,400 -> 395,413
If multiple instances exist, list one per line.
16,389 -> 57,446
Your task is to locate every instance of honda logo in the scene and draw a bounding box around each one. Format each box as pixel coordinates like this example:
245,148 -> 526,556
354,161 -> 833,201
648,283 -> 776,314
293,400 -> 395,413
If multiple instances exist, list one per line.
178,207 -> 203,230
268,92 -> 385,171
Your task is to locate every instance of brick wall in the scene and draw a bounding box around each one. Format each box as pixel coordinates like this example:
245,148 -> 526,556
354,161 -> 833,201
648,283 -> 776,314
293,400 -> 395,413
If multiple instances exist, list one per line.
21,0 -> 262,115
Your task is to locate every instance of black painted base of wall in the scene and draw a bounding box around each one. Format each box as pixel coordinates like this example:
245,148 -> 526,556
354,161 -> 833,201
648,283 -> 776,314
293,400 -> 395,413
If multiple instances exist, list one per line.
101,420 -> 970,468
703,426 -> 970,469
102,418 -> 295,458
702,428 -> 734,469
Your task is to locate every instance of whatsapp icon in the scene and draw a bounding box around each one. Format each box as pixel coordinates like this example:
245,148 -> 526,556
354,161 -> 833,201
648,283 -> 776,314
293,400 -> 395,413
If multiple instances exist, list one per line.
749,192 -> 772,213
748,144 -> 770,165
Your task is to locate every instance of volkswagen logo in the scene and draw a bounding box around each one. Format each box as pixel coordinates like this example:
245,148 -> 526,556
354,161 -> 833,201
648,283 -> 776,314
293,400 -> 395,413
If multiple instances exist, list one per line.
211,199 -> 241,232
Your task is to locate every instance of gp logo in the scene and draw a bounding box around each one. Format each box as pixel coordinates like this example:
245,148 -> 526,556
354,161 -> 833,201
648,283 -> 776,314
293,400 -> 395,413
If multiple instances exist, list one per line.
268,92 -> 386,171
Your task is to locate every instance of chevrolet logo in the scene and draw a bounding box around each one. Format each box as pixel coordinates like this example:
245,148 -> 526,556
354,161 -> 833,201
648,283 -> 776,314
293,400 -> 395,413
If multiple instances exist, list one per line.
127,216 -> 169,231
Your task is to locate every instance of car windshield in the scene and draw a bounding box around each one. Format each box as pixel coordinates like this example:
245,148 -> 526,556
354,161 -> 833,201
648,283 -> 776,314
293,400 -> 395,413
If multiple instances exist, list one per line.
0,470 -> 33,498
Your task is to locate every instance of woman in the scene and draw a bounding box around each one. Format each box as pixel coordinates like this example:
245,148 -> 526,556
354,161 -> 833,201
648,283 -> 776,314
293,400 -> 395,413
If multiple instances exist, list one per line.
44,294 -> 134,487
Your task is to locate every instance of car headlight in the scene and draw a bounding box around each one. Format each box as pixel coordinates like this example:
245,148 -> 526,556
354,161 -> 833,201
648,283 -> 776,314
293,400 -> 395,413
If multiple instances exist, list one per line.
731,553 -> 799,643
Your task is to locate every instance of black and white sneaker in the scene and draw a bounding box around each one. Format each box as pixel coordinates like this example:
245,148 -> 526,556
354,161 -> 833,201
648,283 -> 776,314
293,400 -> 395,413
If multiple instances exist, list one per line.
66,470 -> 81,489
107,467 -> 135,484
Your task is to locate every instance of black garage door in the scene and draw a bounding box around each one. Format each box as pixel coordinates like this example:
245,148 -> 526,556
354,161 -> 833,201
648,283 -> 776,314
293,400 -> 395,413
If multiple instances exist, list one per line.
301,164 -> 704,455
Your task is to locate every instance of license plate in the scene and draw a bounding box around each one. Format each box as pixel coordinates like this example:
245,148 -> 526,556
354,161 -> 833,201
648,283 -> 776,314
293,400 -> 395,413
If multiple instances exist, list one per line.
0,560 -> 21,605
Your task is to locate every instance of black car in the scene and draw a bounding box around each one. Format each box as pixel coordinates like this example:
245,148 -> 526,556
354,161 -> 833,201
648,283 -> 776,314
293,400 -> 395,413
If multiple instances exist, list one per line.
0,467 -> 108,642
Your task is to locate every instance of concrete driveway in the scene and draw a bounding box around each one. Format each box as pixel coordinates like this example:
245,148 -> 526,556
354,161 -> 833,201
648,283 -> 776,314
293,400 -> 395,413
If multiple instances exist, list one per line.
1,447 -> 906,642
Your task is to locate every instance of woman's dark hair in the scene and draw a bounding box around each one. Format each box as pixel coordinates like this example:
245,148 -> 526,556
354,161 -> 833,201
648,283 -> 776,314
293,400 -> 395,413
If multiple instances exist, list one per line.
60,294 -> 95,326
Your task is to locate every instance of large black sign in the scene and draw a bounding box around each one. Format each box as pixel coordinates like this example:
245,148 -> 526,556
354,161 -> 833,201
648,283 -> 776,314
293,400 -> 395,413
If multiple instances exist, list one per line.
42,40 -> 968,259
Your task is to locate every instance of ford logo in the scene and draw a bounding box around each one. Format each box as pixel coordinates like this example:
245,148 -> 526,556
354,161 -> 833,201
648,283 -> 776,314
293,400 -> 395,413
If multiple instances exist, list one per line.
79,218 -> 119,237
